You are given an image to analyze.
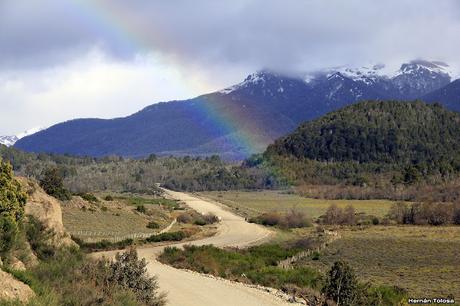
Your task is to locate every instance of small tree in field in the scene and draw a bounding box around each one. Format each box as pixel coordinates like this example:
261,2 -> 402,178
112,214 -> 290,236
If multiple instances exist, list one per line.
322,261 -> 359,306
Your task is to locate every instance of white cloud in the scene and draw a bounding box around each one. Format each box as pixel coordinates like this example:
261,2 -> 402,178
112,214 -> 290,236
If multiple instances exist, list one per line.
0,49 -> 233,134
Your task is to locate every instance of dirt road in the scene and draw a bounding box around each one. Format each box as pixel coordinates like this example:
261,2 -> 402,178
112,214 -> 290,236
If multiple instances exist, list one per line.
112,189 -> 295,306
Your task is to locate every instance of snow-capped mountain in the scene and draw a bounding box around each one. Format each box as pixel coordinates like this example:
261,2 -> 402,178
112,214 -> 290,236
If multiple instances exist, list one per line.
1,127 -> 44,147
15,60 -> 460,159
0,135 -> 19,147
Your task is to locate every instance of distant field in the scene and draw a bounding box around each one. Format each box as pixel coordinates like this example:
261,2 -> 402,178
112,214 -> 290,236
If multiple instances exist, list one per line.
198,190 -> 395,219
299,226 -> 460,298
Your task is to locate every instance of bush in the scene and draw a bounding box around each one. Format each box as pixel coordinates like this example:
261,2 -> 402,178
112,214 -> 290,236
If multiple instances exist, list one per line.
0,215 -> 18,255
145,231 -> 187,243
202,213 -> 220,224
257,212 -> 283,226
177,211 -> 219,226
78,193 -> 99,203
26,215 -> 56,260
39,167 -> 72,201
109,248 -> 166,305
136,205 -> 147,214
177,212 -> 193,223
146,221 -> 160,229
73,237 -> 134,252
282,209 -> 312,228
323,204 -> 356,225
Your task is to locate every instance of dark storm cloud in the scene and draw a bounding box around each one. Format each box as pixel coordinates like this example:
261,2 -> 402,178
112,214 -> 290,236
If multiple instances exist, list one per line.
1,0 -> 459,72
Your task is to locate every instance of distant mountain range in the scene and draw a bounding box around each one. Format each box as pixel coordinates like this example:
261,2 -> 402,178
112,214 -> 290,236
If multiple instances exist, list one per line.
15,60 -> 460,159
0,127 -> 44,147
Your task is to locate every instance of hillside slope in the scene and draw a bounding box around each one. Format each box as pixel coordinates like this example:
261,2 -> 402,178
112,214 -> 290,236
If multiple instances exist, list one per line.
265,101 -> 460,166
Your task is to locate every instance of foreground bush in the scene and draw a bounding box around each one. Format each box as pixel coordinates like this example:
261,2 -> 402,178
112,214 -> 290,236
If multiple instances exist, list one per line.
4,247 -> 165,306
109,248 -> 166,306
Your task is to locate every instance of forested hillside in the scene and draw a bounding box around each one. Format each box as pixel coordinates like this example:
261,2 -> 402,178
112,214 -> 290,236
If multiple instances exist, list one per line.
253,101 -> 460,196
266,101 -> 460,166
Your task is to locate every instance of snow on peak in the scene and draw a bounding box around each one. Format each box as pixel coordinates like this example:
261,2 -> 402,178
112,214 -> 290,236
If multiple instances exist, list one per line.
395,60 -> 452,78
219,71 -> 268,94
17,126 -> 44,139
0,126 -> 45,147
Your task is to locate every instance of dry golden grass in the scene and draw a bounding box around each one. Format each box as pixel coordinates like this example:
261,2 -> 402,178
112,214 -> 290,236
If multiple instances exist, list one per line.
199,190 -> 395,219
299,226 -> 460,298
62,195 -> 174,241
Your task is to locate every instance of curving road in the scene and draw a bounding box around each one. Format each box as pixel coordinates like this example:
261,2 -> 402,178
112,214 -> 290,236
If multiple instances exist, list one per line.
99,189 -> 295,306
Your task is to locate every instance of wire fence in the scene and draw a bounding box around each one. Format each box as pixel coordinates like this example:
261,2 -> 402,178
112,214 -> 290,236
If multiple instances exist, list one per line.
68,230 -> 155,243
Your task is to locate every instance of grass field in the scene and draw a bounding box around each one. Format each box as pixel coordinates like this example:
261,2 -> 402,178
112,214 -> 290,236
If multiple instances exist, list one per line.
198,190 -> 396,219
298,226 -> 460,298
62,195 -> 175,241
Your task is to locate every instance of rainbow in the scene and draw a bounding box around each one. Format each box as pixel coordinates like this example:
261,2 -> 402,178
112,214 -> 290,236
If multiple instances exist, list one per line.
65,0 -> 269,159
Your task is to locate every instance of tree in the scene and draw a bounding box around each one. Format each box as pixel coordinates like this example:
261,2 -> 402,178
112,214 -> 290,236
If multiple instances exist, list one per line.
0,159 -> 27,255
39,167 -> 72,200
323,261 -> 359,306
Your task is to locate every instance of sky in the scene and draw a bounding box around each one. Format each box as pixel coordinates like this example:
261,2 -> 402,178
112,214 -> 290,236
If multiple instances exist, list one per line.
1,0 -> 460,135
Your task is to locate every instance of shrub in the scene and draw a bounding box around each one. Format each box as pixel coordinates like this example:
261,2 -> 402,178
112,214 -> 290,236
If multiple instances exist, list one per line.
258,212 -> 283,226
39,167 -> 72,201
202,213 -> 220,224
109,248 -> 166,305
136,205 -> 147,214
371,217 -> 380,225
146,221 -> 160,229
26,215 -> 56,260
282,209 -> 312,228
145,231 -> 187,243
73,237 -> 134,252
193,218 -> 206,226
177,212 -> 193,223
342,205 -> 356,225
78,193 -> 99,203
0,215 -> 18,255
324,204 -> 342,225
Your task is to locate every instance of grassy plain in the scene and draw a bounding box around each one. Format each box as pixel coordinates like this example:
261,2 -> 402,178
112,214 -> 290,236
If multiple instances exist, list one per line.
198,190 -> 395,219
62,194 -> 175,241
298,226 -> 460,298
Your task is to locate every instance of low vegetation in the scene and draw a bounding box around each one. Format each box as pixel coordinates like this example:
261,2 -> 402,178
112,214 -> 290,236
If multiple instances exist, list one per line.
298,226 -> 460,298
0,159 -> 166,305
159,243 -> 406,305
2,247 -> 166,306
249,209 -> 312,229
387,201 -> 460,225
199,190 -> 394,220
177,211 -> 219,226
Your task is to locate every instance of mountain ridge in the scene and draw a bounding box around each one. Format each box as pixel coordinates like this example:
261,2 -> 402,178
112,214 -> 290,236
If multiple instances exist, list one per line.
14,60 -> 459,159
